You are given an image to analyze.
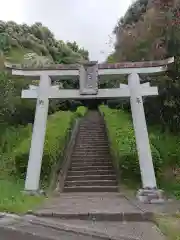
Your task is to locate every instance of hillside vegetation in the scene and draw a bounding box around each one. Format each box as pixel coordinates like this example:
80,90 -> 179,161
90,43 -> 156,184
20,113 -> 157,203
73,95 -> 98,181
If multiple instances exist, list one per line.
0,21 -> 88,212
0,107 -> 86,213
100,106 -> 180,198
0,21 -> 89,127
104,0 -> 180,201
108,0 -> 180,133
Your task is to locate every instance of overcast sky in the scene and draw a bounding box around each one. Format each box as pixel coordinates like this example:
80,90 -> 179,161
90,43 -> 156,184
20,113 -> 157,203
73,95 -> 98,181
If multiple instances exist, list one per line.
0,0 -> 132,62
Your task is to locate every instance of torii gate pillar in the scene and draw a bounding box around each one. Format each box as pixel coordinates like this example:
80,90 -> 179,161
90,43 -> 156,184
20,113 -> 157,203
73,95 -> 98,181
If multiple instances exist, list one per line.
25,74 -> 50,192
128,73 -> 164,203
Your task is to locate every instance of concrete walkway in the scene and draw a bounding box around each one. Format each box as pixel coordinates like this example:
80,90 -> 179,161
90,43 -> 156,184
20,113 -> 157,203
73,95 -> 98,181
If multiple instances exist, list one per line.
0,192 -> 174,240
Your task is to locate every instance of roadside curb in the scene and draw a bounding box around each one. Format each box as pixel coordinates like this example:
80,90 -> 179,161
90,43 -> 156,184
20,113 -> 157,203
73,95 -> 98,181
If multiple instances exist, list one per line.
27,211 -> 154,222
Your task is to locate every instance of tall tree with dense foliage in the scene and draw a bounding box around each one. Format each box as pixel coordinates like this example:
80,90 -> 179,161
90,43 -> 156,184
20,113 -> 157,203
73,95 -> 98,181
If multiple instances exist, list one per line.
0,21 -> 89,126
108,0 -> 180,132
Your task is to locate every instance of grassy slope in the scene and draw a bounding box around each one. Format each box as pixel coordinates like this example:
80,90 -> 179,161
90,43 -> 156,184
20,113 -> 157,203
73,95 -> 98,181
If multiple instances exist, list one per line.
100,105 -> 180,198
0,107 -> 86,213
5,47 -> 34,63
0,29 -> 87,213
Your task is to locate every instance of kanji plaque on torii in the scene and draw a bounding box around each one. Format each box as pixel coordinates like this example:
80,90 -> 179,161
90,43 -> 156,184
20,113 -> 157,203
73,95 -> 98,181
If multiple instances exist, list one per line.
79,61 -> 98,95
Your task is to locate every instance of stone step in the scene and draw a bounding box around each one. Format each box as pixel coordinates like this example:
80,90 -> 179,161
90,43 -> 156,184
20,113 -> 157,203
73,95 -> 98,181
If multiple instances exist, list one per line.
80,121 -> 104,124
74,146 -> 110,150
71,165 -> 113,171
65,180 -> 117,187
68,170 -> 115,176
75,143 -> 109,146
71,159 -> 111,163
72,152 -> 110,155
72,153 -> 110,156
78,132 -> 106,135
63,186 -> 118,192
72,151 -> 110,155
71,158 -> 111,162
77,138 -> 107,141
73,147 -> 109,151
66,174 -> 116,181
71,155 -> 111,159
76,139 -> 108,141
77,137 -> 107,140
71,163 -> 112,168
79,128 -> 105,131
70,165 -> 113,171
76,138 -> 107,141
72,155 -> 110,158
73,150 -> 110,154
71,161 -> 112,166
73,151 -> 110,154
79,126 -> 105,129
79,135 -> 106,137
75,142 -> 109,146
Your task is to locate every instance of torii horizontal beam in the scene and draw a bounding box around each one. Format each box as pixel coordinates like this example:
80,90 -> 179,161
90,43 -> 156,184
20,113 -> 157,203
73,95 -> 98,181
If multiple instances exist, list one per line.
21,86 -> 158,99
5,57 -> 174,78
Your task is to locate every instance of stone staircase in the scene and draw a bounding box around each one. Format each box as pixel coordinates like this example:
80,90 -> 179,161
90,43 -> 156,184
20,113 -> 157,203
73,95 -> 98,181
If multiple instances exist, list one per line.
64,110 -> 118,192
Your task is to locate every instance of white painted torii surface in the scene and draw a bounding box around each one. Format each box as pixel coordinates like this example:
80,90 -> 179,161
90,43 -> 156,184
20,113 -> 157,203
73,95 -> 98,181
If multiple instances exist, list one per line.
5,58 -> 174,198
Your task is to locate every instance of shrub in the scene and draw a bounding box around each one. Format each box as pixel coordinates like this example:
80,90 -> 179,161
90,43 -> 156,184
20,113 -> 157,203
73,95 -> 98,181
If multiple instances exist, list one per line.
0,124 -> 32,177
76,106 -> 87,117
99,105 -> 162,185
13,111 -> 74,182
100,105 -> 180,197
12,107 -> 86,184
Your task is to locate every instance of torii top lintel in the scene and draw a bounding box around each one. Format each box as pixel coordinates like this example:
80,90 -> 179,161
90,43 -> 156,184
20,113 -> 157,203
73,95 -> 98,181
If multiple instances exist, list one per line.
4,57 -> 174,78
5,57 -> 174,70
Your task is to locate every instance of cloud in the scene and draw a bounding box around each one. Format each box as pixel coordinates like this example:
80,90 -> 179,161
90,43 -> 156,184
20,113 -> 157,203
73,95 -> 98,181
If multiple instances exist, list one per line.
1,0 -> 132,61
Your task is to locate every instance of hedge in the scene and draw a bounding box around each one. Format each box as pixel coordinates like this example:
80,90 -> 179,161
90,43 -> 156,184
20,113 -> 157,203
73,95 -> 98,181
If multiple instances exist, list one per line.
100,105 -> 162,185
8,106 -> 86,184
100,105 -> 180,197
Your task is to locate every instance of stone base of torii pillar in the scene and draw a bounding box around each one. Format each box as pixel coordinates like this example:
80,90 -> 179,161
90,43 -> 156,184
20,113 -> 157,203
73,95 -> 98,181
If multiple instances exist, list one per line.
137,189 -> 165,203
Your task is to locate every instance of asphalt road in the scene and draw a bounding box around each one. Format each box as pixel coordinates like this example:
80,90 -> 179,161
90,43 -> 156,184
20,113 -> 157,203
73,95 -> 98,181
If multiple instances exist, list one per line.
0,227 -> 102,240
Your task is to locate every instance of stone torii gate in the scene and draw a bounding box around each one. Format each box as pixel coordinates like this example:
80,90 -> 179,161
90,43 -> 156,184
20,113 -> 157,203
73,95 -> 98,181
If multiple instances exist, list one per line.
5,57 -> 174,201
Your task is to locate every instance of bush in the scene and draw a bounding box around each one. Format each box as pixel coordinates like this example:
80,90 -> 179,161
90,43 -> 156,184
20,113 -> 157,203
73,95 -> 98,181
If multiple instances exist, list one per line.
0,124 -> 32,177
12,107 -> 86,183
13,111 -> 74,182
100,106 -> 162,185
76,106 -> 87,117
100,105 -> 180,197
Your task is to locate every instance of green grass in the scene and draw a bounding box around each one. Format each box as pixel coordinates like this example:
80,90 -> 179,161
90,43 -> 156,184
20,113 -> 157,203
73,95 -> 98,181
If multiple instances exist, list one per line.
76,105 -> 87,117
0,179 -> 44,214
13,111 -> 75,183
5,47 -> 34,63
100,105 -> 180,197
0,107 -> 86,213
0,124 -> 32,176
155,215 -> 180,240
